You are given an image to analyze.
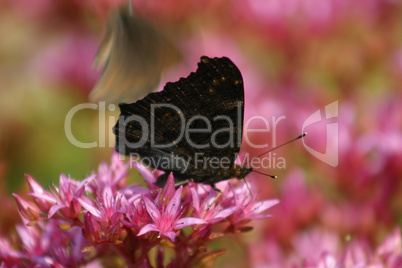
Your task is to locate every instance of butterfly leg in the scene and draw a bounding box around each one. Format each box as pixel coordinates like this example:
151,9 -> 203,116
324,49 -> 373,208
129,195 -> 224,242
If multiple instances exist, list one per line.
210,184 -> 221,192
174,179 -> 194,188
207,184 -> 223,211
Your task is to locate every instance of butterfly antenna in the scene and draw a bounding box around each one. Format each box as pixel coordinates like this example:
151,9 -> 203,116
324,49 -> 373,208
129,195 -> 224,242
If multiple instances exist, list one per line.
243,178 -> 255,205
245,132 -> 307,165
252,170 -> 277,179
244,133 -> 307,178
150,187 -> 164,194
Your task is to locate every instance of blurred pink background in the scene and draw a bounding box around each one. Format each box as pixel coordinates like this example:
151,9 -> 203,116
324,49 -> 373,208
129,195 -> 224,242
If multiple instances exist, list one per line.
0,0 -> 401,267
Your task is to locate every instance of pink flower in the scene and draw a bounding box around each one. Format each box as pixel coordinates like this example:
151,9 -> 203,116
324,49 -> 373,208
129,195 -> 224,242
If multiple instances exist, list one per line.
190,183 -> 238,224
5,153 -> 281,266
121,198 -> 152,233
226,181 -> 279,229
49,174 -> 94,219
88,151 -> 130,193
0,237 -> 25,265
80,186 -> 121,219
29,174 -> 93,220
292,229 -> 340,266
138,176 -> 205,242
249,228 -> 402,267
25,174 -> 54,213
80,186 -> 128,245
375,229 -> 402,267
12,193 -> 44,225
0,221 -> 91,267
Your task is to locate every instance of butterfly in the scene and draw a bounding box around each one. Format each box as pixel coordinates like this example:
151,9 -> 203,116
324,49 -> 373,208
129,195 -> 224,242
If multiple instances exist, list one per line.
90,3 -> 181,103
113,56 -> 254,191
114,56 -> 305,191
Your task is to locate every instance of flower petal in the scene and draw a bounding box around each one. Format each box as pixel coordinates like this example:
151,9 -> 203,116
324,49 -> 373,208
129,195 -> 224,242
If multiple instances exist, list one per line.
248,214 -> 272,220
163,175 -> 177,200
215,206 -> 238,219
164,231 -> 177,242
78,198 -> 101,218
143,196 -> 161,223
166,186 -> 183,218
190,187 -> 200,212
13,194 -> 40,221
137,224 -> 159,237
48,204 -> 67,218
75,175 -> 95,197
132,162 -> 157,184
25,174 -> 44,194
251,199 -> 279,215
173,217 -> 206,230
28,193 -> 58,204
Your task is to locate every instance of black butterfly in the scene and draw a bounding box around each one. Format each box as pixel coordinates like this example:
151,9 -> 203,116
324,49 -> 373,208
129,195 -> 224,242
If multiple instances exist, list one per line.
114,56 -> 255,191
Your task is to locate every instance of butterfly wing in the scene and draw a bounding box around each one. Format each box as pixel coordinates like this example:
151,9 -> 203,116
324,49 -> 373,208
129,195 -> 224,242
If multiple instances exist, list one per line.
114,56 -> 244,177
90,5 -> 181,103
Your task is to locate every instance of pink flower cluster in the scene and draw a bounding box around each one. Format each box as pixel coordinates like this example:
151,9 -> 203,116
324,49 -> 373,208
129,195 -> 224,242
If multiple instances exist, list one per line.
0,153 -> 278,267
250,228 -> 402,267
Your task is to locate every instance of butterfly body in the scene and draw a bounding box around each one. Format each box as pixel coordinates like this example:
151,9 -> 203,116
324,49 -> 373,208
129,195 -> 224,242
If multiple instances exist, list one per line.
155,164 -> 253,190
114,56 -> 249,190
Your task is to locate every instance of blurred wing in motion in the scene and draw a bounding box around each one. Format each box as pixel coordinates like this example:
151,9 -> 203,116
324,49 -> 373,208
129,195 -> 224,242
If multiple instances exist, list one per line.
90,5 -> 181,103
